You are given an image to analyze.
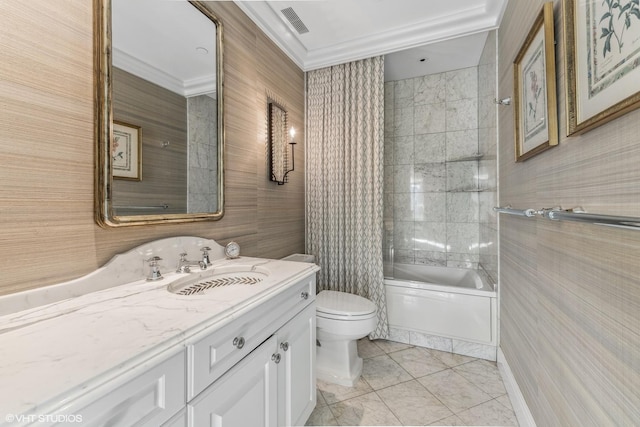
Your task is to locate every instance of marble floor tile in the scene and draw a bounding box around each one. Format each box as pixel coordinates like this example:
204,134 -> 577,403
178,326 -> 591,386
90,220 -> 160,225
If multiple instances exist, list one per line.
418,369 -> 493,413
362,354 -> 413,390
329,392 -> 402,426
358,338 -> 385,359
428,414 -> 466,426
372,339 -> 413,354
427,347 -> 476,368
453,359 -> 507,397
388,347 -> 449,378
376,380 -> 453,426
318,377 -> 373,405
456,398 -> 519,426
305,340 -> 516,427
305,405 -> 338,426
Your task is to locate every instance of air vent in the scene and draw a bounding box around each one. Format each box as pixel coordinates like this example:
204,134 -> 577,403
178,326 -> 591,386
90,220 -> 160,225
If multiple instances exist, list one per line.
281,7 -> 309,34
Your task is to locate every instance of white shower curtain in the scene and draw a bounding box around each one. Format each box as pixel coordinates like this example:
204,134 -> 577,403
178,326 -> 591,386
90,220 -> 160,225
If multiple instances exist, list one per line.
306,56 -> 388,339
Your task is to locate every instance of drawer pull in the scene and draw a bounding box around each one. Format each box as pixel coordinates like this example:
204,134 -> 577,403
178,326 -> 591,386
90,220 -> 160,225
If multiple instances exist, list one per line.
301,291 -> 309,300
280,342 -> 289,352
272,353 -> 281,364
232,337 -> 245,349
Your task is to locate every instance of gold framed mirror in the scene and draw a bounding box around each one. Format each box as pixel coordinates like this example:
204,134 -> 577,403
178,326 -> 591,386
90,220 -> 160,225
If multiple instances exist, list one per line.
95,0 -> 224,227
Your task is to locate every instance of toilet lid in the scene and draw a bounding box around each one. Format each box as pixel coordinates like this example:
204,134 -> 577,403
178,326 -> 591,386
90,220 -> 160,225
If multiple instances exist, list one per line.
316,290 -> 377,317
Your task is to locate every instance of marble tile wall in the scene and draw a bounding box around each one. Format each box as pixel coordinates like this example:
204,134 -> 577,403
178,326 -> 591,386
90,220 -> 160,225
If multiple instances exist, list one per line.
384,67 -> 482,271
187,94 -> 218,213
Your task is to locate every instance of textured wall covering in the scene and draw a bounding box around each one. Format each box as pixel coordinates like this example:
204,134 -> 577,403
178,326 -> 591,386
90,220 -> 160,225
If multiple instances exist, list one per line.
0,0 -> 305,296
383,67 -> 483,272
498,1 -> 640,425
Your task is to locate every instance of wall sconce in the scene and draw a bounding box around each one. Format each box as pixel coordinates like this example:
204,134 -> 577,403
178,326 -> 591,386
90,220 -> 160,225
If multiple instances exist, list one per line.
279,127 -> 296,185
268,101 -> 295,185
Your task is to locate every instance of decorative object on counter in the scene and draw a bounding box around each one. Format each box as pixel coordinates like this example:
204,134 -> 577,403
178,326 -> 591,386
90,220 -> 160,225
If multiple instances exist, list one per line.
112,121 -> 142,180
513,2 -> 558,162
563,0 -> 640,135
225,241 -> 241,259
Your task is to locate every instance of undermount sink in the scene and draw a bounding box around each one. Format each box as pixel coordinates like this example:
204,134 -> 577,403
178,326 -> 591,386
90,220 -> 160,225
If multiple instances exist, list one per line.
168,265 -> 270,296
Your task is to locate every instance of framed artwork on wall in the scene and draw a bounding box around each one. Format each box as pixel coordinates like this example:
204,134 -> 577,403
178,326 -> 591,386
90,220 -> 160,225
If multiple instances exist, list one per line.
514,2 -> 558,162
112,121 -> 142,181
564,0 -> 640,135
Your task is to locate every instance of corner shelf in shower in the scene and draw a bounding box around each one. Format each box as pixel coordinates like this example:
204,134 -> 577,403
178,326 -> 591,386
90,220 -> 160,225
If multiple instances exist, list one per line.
446,153 -> 484,163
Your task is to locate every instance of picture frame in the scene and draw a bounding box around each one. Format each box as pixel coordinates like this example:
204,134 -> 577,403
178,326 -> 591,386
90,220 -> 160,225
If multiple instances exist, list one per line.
514,2 -> 558,162
563,0 -> 640,135
112,121 -> 142,181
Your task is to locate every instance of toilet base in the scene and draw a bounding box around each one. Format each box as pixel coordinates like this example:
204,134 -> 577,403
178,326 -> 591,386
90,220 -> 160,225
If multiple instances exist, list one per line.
316,335 -> 363,387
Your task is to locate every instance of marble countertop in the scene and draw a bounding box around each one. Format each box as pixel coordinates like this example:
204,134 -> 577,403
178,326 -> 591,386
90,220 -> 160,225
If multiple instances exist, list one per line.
0,256 -> 318,420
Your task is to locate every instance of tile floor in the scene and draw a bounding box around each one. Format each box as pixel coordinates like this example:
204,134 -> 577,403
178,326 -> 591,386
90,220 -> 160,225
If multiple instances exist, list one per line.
305,339 -> 518,426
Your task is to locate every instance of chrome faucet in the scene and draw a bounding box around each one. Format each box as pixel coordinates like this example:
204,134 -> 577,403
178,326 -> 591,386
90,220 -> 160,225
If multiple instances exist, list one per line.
176,252 -> 207,273
146,256 -> 164,281
200,246 -> 212,266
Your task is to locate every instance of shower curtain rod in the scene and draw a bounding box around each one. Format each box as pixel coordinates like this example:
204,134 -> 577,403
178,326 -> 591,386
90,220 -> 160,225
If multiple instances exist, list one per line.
494,206 -> 640,231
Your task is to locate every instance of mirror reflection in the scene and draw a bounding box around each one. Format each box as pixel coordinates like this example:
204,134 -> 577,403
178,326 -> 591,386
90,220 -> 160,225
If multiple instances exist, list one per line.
96,0 -> 223,226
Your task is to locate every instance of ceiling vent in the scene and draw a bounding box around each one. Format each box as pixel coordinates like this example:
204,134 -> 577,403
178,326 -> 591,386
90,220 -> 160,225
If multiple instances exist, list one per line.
281,7 -> 309,34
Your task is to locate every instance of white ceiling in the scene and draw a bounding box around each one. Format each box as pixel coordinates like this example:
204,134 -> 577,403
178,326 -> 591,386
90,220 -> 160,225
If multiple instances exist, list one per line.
112,0 -> 217,97
234,0 -> 508,81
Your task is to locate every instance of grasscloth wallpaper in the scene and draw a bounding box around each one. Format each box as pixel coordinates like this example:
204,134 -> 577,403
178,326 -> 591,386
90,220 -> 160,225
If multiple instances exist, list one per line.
0,1 -> 305,296
499,1 -> 640,425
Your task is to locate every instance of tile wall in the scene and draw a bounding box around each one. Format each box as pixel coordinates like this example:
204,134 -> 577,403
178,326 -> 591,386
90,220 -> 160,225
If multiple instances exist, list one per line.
384,67 -> 483,272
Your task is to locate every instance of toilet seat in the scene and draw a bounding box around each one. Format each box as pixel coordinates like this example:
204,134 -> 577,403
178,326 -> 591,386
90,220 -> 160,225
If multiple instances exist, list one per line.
316,290 -> 376,320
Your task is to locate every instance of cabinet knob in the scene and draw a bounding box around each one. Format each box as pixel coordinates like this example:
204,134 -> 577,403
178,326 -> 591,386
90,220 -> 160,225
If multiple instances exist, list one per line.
280,342 -> 289,352
272,353 -> 281,364
300,291 -> 309,300
232,336 -> 245,349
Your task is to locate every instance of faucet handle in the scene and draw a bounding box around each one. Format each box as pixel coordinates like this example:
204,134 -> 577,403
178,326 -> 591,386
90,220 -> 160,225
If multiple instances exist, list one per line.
145,256 -> 163,281
200,247 -> 212,266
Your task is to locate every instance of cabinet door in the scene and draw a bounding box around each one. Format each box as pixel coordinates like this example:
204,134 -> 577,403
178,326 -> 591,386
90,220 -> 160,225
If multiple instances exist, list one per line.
277,303 -> 316,427
188,335 -> 278,427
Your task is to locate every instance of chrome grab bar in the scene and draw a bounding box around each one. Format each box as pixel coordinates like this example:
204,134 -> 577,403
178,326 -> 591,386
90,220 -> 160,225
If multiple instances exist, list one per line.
494,206 -> 640,231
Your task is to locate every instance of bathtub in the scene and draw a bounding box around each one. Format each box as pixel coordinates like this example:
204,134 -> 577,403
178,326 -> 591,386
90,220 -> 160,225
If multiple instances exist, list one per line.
384,264 -> 497,360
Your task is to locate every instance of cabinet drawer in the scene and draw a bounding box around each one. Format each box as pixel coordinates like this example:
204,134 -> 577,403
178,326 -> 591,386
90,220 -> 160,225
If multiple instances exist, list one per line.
61,348 -> 186,427
188,276 -> 315,399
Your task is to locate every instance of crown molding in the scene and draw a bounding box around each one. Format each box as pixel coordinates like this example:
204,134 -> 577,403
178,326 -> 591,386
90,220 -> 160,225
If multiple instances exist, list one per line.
113,48 -> 216,98
234,0 -> 506,72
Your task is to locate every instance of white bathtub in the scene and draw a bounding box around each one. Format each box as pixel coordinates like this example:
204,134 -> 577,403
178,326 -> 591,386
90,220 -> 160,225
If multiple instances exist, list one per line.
384,264 -> 497,359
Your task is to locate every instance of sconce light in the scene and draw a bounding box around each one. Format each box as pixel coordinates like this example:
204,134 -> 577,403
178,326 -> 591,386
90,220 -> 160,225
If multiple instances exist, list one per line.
278,127 -> 296,185
268,100 -> 296,185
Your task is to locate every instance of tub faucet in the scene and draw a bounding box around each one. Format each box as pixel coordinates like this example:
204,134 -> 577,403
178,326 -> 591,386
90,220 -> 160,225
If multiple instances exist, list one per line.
177,252 -> 207,273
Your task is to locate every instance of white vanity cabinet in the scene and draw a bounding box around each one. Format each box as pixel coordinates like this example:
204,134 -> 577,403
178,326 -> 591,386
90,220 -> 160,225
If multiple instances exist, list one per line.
185,275 -> 317,427
277,303 -> 316,427
49,347 -> 186,427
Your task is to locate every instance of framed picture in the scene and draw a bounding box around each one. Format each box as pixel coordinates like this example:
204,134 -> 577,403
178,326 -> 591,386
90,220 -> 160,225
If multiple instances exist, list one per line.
514,2 -> 558,162
112,121 -> 142,180
564,0 -> 640,135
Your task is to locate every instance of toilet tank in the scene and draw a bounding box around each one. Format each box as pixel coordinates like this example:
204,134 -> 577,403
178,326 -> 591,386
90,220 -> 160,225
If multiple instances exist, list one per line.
281,253 -> 315,263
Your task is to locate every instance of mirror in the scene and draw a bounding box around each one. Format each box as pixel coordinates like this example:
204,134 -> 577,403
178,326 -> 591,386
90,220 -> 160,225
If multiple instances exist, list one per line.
95,0 -> 224,227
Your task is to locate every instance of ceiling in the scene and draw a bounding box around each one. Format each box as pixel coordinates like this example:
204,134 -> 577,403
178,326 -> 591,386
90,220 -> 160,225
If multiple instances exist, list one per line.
112,0 -> 218,97
234,0 -> 508,81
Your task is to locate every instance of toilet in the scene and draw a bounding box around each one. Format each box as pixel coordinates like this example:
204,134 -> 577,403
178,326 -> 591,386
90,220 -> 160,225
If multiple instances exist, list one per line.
316,290 -> 377,387
281,254 -> 378,387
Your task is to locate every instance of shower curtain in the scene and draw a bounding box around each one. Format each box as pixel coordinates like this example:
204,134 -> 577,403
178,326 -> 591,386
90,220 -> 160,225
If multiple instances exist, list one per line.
306,56 -> 388,339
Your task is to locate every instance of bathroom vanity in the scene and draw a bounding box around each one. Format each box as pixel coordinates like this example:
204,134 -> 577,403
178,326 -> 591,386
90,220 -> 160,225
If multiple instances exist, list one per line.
0,237 -> 319,427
